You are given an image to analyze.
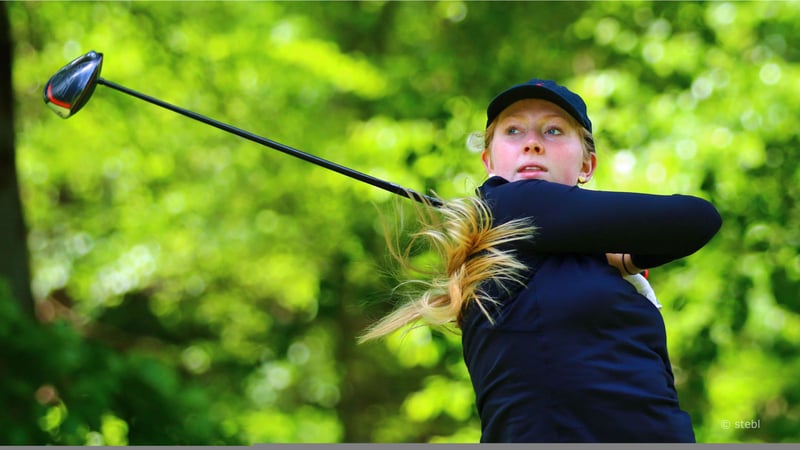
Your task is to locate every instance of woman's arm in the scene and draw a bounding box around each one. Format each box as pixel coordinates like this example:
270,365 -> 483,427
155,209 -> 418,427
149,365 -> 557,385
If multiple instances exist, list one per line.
480,177 -> 722,268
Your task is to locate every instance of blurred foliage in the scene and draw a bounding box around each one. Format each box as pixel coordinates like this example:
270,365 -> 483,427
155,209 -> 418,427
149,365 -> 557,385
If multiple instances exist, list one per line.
4,0 -> 800,443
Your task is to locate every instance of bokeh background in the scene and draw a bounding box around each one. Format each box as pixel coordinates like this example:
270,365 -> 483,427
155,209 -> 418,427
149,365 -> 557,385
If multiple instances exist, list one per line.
2,1 -> 799,444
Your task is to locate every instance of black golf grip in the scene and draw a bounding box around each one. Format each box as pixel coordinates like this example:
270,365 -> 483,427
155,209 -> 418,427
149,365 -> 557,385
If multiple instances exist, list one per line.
96,78 -> 443,208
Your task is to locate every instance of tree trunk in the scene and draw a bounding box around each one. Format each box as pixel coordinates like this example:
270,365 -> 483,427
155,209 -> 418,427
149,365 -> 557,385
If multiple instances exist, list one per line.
0,3 -> 35,317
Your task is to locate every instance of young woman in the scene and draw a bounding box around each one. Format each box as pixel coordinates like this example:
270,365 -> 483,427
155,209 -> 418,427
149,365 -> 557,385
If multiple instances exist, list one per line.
360,79 -> 722,442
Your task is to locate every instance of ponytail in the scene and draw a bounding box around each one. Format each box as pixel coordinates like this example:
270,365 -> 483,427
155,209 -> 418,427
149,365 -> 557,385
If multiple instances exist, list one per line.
358,194 -> 536,343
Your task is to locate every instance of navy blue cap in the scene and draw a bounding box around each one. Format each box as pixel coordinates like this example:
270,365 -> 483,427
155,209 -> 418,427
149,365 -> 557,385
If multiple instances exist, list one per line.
486,78 -> 592,133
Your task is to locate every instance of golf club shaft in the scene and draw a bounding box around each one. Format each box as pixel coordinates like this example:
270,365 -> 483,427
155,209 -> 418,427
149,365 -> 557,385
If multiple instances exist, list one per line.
96,78 -> 443,207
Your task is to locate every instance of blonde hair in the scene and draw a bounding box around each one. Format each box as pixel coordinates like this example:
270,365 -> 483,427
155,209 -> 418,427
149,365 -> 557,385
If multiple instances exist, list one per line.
358,195 -> 536,343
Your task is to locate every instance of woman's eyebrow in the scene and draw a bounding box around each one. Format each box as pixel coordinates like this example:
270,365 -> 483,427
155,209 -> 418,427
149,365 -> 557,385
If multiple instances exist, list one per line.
500,112 -> 570,123
540,112 -> 570,121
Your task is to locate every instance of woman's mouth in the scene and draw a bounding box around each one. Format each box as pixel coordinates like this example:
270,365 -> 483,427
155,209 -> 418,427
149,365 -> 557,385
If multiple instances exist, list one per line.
515,164 -> 547,180
518,165 -> 546,173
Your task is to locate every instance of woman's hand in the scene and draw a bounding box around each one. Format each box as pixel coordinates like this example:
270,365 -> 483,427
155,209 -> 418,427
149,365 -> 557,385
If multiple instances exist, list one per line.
607,253 -> 660,309
606,253 -> 642,276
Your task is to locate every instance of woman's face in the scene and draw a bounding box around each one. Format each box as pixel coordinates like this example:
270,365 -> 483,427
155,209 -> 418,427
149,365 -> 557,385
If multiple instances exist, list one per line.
481,99 -> 596,186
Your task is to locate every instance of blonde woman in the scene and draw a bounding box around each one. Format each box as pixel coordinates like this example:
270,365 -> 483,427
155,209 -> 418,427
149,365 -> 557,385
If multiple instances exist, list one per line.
361,79 -> 721,442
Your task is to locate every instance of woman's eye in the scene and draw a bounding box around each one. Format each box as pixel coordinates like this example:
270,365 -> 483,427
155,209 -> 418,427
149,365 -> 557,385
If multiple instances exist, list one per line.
545,127 -> 563,136
505,126 -> 521,135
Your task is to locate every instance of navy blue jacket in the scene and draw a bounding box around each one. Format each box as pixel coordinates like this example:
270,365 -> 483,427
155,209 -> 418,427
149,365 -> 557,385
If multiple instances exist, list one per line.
461,177 -> 722,443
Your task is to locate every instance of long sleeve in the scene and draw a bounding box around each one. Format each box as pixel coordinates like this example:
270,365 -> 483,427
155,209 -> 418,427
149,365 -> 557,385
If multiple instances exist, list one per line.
479,177 -> 722,268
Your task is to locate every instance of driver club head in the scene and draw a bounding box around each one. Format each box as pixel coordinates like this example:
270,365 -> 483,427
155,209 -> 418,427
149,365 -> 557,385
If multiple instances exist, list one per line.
43,50 -> 103,119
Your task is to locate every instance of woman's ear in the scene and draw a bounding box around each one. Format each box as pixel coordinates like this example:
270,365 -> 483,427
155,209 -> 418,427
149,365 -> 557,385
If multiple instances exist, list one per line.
579,152 -> 598,183
481,149 -> 494,175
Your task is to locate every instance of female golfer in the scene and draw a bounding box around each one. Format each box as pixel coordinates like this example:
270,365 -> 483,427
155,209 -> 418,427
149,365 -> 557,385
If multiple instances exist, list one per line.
360,79 -> 722,442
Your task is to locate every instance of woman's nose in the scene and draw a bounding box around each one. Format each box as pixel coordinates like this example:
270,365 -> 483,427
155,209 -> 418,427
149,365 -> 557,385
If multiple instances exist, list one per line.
524,137 -> 544,154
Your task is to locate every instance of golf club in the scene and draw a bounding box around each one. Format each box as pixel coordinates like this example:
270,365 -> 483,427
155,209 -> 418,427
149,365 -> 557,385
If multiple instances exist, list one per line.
43,51 -> 443,207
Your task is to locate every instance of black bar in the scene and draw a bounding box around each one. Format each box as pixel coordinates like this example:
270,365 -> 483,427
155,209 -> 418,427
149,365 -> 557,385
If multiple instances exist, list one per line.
96,78 -> 442,207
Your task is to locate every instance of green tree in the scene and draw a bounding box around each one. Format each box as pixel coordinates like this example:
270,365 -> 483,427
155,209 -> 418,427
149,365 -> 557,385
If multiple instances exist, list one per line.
0,2 -> 34,316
